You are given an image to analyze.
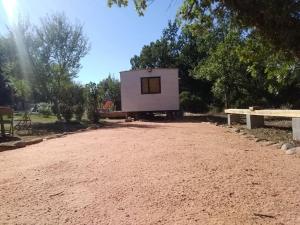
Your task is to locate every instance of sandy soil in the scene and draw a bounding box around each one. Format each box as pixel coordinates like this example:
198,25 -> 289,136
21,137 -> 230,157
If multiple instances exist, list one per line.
0,121 -> 299,225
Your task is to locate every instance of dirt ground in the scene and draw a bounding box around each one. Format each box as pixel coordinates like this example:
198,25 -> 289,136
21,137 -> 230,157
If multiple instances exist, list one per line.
0,121 -> 299,225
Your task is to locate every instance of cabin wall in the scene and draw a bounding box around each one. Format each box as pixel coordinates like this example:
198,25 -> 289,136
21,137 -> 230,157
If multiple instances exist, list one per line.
120,69 -> 179,112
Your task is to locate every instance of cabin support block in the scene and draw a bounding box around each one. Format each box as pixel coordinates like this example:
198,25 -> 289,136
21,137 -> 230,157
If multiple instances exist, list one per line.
292,118 -> 300,141
246,115 -> 264,129
227,114 -> 240,126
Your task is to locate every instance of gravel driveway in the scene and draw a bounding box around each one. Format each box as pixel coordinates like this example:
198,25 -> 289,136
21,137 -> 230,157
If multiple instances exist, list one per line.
0,121 -> 299,225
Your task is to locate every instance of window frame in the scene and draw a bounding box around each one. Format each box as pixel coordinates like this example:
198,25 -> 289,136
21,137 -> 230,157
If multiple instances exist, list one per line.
140,76 -> 161,94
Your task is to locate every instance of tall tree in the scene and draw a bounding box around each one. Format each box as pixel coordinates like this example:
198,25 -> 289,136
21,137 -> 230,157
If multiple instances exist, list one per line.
33,13 -> 90,118
98,75 -> 121,110
108,0 -> 300,58
130,21 -> 212,112
0,72 -> 13,106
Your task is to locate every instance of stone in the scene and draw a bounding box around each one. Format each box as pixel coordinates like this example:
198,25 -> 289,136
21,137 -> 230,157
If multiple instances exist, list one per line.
25,138 -> 43,146
264,141 -> 277,146
255,138 -> 265,142
281,143 -> 295,151
44,135 -> 56,140
286,147 -> 300,155
14,141 -> 26,148
286,149 -> 296,155
233,128 -> 240,133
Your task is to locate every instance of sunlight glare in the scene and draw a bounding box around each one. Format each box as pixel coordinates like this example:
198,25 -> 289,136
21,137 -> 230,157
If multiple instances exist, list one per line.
2,0 -> 17,23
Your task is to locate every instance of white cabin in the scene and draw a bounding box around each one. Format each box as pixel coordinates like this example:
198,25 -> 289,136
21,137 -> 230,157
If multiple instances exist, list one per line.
120,68 -> 179,112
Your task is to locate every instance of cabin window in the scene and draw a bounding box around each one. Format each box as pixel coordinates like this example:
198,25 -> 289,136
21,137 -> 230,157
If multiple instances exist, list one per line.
141,77 -> 161,94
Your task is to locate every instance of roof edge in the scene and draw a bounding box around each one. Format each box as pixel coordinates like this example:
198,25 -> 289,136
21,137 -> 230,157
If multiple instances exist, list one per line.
120,68 -> 179,73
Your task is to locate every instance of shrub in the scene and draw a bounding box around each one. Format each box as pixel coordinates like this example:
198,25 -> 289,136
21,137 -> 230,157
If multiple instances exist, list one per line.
86,82 -> 100,123
180,91 -> 208,113
74,104 -> 85,121
87,107 -> 100,123
59,103 -> 73,122
37,102 -> 52,117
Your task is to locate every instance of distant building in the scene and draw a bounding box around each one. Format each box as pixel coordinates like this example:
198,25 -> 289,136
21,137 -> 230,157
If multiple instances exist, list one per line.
120,68 -> 179,117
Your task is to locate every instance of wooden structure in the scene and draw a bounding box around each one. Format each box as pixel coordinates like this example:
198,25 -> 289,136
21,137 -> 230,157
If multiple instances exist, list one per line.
120,68 -> 179,118
0,107 -> 14,137
225,108 -> 300,141
15,112 -> 32,133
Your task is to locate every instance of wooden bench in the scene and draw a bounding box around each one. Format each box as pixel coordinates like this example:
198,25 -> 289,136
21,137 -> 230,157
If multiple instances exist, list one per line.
225,108 -> 300,141
0,107 -> 14,137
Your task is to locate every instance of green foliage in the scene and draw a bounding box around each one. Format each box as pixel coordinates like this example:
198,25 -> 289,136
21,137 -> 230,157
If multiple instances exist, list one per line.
0,14 -> 90,115
195,30 -> 247,108
59,103 -> 73,122
32,13 -> 90,119
73,104 -> 85,121
86,82 -> 100,123
107,0 -> 148,15
57,83 -> 86,122
0,72 -> 13,106
37,102 -> 52,117
130,21 -> 211,112
179,0 -> 300,59
180,91 -> 208,113
98,75 -> 121,110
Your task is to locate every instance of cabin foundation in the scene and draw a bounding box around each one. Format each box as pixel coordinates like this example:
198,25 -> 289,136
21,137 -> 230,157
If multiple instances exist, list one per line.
246,115 -> 264,129
292,118 -> 300,141
227,114 -> 240,126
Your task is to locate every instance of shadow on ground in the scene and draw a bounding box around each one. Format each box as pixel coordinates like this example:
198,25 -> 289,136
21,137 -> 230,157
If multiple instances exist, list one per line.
101,114 -> 227,130
28,121 -> 89,136
139,114 -> 227,124
101,120 -> 162,129
0,136 -> 21,143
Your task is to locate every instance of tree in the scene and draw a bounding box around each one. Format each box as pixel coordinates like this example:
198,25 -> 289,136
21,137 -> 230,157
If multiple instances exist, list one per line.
33,13 -> 90,118
98,75 -> 121,111
130,21 -> 212,112
109,0 -> 300,110
0,37 -> 13,106
237,32 -> 300,107
0,73 -> 13,106
108,0 -> 300,58
107,0 -> 148,15
59,82 -> 86,122
85,82 -> 100,123
195,30 -> 249,108
0,19 -> 34,108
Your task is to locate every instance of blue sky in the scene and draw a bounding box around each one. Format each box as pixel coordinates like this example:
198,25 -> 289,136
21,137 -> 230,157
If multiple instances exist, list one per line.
0,0 -> 182,83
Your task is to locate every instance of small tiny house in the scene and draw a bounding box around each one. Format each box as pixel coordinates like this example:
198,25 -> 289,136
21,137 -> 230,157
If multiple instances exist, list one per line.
120,68 -> 179,114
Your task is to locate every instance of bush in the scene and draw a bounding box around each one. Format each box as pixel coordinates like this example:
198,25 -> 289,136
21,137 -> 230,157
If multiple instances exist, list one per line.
74,104 -> 85,121
59,103 -> 73,122
180,91 -> 208,113
37,102 -> 52,117
87,107 -> 100,123
86,82 -> 100,123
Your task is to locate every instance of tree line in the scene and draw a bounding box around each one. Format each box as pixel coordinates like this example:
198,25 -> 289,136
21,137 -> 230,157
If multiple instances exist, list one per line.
0,13 -> 121,122
125,0 -> 300,112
